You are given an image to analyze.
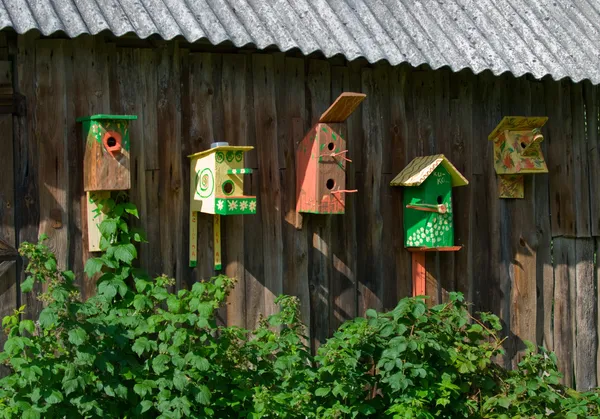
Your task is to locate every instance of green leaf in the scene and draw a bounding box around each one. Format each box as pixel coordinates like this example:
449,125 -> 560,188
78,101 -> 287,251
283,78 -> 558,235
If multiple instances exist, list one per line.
45,389 -> 63,404
44,258 -> 57,271
173,371 -> 188,391
38,308 -> 58,328
99,218 -> 118,238
366,309 -> 377,318
22,409 -> 41,419
167,295 -> 181,313
19,320 -> 35,335
21,276 -> 35,293
195,385 -> 211,405
140,400 -> 153,413
114,244 -> 137,265
132,337 -> 151,356
68,327 -> 87,346
84,258 -> 104,277
315,387 -> 330,397
123,203 -> 139,218
152,354 -> 170,374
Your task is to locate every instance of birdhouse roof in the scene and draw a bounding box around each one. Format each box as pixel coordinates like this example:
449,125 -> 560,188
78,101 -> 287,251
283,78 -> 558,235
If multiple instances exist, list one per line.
76,114 -> 138,122
390,154 -> 468,187
488,116 -> 548,141
319,92 -> 366,123
187,146 -> 254,159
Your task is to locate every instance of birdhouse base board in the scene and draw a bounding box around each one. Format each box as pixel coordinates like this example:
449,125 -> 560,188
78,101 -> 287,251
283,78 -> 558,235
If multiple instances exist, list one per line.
498,175 -> 524,199
406,246 -> 462,252
214,196 -> 257,215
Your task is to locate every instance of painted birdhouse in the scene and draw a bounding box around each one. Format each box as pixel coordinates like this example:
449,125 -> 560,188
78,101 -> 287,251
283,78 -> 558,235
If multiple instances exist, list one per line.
390,154 -> 468,250
488,116 -> 548,198
188,142 -> 256,269
78,114 -> 137,252
296,92 -> 366,219
78,114 -> 137,191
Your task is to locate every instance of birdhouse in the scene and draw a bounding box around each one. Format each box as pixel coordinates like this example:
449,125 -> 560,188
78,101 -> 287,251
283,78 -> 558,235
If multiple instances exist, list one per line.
188,143 -> 256,270
390,154 -> 468,297
77,114 -> 137,252
296,92 -> 366,221
488,116 -> 548,198
78,114 -> 137,191
390,155 -> 468,249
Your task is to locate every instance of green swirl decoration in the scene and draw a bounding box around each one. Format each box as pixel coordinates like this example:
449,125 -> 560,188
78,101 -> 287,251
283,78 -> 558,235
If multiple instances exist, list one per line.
226,151 -> 234,162
195,168 -> 214,198
215,152 -> 225,163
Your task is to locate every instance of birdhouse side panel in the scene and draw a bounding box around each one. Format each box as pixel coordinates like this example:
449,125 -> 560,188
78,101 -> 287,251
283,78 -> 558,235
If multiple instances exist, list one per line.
296,126 -> 319,213
494,130 -> 548,175
404,166 -> 454,248
213,149 -> 257,215
315,123 -> 348,214
191,155 -> 216,214
83,120 -> 132,191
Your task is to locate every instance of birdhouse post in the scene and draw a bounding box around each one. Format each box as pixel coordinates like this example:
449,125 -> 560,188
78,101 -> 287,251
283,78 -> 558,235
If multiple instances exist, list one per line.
488,116 -> 548,198
295,92 -> 366,228
77,114 -> 137,251
390,154 -> 468,296
189,143 -> 256,270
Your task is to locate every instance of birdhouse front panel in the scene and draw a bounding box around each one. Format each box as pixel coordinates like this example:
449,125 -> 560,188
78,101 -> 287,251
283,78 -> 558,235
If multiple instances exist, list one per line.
403,165 -> 454,248
78,114 -> 137,191
296,123 -> 348,214
189,146 -> 256,215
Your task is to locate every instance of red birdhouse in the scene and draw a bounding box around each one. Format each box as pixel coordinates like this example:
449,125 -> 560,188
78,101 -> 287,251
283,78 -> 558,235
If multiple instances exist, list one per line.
295,93 -> 365,222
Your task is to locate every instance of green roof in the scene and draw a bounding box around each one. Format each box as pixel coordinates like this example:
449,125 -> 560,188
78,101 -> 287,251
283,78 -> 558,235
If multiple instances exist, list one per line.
76,114 -> 138,122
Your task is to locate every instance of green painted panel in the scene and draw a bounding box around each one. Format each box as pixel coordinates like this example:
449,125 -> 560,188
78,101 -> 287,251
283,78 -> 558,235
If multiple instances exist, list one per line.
403,165 -> 454,248
215,197 -> 257,215
80,117 -> 135,152
76,114 -> 138,122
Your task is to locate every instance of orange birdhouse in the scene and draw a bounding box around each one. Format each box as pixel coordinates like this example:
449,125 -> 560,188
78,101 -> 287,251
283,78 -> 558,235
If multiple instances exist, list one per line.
296,92 -> 365,222
488,116 -> 548,198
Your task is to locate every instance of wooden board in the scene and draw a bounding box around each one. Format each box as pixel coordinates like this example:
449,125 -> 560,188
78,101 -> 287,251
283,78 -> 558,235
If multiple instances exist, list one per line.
575,238 -> 596,390
319,92 -> 366,123
584,82 -> 600,235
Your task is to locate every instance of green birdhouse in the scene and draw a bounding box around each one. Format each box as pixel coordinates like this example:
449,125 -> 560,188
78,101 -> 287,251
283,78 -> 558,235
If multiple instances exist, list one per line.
390,154 -> 468,249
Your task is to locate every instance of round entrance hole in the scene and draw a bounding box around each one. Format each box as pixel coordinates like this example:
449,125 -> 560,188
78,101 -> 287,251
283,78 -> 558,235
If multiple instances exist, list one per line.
327,142 -> 335,151
521,142 -> 527,149
106,137 -> 117,148
326,179 -> 335,190
222,180 -> 234,195
437,195 -> 443,205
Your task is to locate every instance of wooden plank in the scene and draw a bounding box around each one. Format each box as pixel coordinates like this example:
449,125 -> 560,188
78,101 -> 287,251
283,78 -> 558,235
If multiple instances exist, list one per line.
306,59 -> 331,350
546,79 -> 576,237
571,83 -> 590,237
244,170 -> 264,329
252,54 -> 283,319
186,53 -> 215,281
449,70 -> 474,301
139,49 -> 161,278
35,41 -> 68,289
66,36 -> 110,298
553,237 -> 575,388
156,42 -> 184,289
319,92 -> 366,123
329,65 -> 357,332
530,80 -> 552,350
411,252 -> 426,296
574,238 -> 596,390
280,57 -> 310,332
15,31 -> 42,321
221,53 -> 247,328
0,111 -> 15,373
584,82 -> 600,236
389,64 -> 412,301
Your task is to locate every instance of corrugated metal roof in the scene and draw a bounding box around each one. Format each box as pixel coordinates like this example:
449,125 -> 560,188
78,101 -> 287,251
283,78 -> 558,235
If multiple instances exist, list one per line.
0,0 -> 598,84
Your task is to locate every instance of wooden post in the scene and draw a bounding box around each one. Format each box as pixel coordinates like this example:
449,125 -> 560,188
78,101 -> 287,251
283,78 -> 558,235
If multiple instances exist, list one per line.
214,214 -> 222,270
412,251 -> 426,296
189,211 -> 197,267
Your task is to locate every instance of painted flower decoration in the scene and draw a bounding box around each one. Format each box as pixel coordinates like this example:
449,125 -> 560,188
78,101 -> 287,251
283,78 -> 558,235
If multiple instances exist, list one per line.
228,200 -> 238,211
217,200 -> 224,211
240,201 -> 248,211
249,201 -> 257,212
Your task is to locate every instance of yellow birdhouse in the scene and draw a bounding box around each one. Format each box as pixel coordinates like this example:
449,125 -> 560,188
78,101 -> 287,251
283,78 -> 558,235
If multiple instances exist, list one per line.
188,142 -> 256,270
488,116 -> 548,198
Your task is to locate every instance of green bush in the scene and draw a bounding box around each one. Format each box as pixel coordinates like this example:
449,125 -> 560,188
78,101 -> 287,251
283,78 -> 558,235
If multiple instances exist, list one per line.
0,193 -> 598,418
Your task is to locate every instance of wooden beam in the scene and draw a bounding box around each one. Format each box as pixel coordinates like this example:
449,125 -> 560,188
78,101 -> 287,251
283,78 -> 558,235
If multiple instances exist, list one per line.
319,92 -> 366,123
412,251 -> 426,297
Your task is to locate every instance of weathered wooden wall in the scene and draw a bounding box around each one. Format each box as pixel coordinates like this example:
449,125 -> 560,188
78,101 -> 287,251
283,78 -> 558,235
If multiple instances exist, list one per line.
2,32 -> 600,389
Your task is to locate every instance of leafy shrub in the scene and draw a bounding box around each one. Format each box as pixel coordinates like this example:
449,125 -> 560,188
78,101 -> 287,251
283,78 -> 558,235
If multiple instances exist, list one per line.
0,193 -> 597,418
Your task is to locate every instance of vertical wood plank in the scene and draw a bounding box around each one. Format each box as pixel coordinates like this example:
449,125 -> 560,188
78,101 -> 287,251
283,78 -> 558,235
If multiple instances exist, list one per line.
357,67 -> 384,315
546,79 -> 576,237
553,237 -> 575,387
574,238 -> 596,390
221,54 -> 247,327
571,83 -> 590,237
15,32 -> 41,320
35,41 -> 68,286
584,82 -> 600,236
187,53 -> 214,281
306,59 -> 331,350
252,54 -> 283,319
389,64 -> 412,301
156,42 -> 184,288
280,58 -> 309,331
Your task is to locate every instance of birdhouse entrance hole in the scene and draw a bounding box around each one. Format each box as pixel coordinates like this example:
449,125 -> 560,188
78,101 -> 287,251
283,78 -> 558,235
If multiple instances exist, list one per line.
327,142 -> 335,151
436,195 -> 443,205
107,136 -> 117,147
222,180 -> 234,195
326,179 -> 335,190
